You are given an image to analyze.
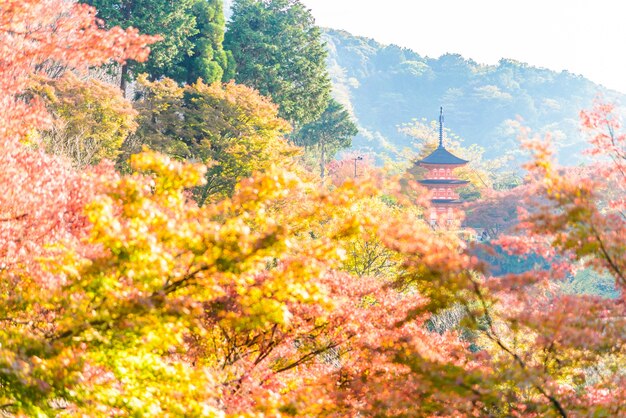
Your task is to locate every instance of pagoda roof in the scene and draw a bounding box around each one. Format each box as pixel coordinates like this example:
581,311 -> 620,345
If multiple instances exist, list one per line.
418,146 -> 469,165
419,179 -> 470,185
431,199 -> 465,205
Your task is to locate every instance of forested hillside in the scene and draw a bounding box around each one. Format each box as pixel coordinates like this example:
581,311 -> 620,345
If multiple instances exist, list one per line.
325,28 -> 626,162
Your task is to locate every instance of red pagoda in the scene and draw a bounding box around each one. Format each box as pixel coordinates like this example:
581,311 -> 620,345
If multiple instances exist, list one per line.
417,108 -> 469,226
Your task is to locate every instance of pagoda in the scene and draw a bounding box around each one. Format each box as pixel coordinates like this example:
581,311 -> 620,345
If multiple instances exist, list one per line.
416,108 -> 469,226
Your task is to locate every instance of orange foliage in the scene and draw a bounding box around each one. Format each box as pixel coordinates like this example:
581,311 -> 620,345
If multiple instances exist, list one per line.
0,0 -> 155,144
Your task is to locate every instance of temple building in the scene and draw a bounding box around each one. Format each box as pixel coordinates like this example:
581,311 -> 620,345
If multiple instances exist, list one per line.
416,108 -> 469,226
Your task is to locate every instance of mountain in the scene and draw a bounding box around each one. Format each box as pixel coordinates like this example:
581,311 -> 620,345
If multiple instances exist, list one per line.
324,28 -> 626,163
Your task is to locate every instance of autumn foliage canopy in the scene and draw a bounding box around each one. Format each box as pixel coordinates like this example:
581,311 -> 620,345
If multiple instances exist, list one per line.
0,1 -> 624,417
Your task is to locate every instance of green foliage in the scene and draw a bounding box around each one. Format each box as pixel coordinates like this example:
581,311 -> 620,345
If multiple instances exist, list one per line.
127,75 -> 296,202
324,28 -> 626,162
561,268 -> 619,299
225,0 -> 331,127
184,0 -> 236,84
84,0 -> 196,82
295,99 -> 358,150
84,0 -> 233,85
294,98 -> 358,177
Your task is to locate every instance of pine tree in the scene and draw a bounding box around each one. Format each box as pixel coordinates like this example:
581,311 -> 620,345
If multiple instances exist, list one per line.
83,0 -> 196,91
184,0 -> 236,84
295,99 -> 358,178
83,0 -> 234,89
225,0 -> 331,127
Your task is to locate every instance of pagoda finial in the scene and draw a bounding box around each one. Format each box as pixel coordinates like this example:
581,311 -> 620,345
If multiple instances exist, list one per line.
439,106 -> 444,148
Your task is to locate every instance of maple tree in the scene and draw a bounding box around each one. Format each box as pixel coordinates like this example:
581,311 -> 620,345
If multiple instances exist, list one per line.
0,1 -> 149,413
0,2 -> 154,157
1,145 -> 478,415
460,102 -> 626,417
324,155 -> 405,279
464,184 -> 528,239
33,72 -> 138,167
326,152 -> 377,186
0,0 -> 153,263
128,75 -> 298,202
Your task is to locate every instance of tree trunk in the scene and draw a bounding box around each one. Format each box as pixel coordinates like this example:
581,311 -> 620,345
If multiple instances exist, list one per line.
120,0 -> 134,98
320,140 -> 326,179
120,63 -> 128,98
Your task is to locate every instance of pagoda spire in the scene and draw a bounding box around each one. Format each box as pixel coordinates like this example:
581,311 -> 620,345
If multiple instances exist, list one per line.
439,106 -> 444,148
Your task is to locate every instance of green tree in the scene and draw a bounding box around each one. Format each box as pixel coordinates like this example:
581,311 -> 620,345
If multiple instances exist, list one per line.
225,0 -> 331,127
184,0 -> 236,84
295,99 -> 358,178
83,0 -> 196,91
126,75 -> 296,202
83,0 -> 234,90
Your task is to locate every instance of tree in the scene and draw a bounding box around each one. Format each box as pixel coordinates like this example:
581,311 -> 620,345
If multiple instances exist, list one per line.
127,75 -> 297,201
2,137 -> 480,414
464,184 -> 528,238
460,102 -> 626,416
0,7 -> 481,404
295,99 -> 358,178
82,0 -> 197,90
0,3 -> 152,413
497,104 -> 625,285
0,0 -> 154,145
0,0 -> 154,271
33,72 -> 138,167
84,0 -> 236,87
225,0 -> 332,127
183,0 -> 236,84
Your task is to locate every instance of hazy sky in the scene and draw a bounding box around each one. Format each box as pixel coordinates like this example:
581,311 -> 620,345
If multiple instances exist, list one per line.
300,0 -> 626,94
